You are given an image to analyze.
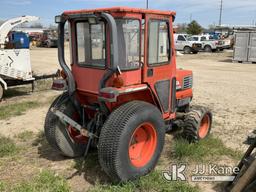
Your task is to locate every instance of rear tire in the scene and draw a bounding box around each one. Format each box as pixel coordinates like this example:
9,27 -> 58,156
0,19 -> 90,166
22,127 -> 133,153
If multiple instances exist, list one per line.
182,106 -> 212,142
44,92 -> 87,157
98,101 -> 165,182
184,46 -> 192,54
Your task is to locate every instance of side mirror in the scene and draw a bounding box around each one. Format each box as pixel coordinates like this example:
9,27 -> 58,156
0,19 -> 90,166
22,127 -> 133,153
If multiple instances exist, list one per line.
55,15 -> 62,23
172,15 -> 176,22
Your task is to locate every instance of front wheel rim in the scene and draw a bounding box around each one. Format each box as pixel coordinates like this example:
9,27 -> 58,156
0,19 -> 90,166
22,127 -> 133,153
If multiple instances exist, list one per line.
198,114 -> 210,139
128,122 -> 157,168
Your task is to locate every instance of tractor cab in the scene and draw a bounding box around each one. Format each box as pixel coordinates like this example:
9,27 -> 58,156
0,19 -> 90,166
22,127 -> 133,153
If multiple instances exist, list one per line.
55,7 -> 186,116
47,7 -> 211,182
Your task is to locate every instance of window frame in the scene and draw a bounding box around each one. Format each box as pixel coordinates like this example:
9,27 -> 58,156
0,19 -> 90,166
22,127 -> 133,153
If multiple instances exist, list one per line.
147,19 -> 171,67
74,19 -> 107,69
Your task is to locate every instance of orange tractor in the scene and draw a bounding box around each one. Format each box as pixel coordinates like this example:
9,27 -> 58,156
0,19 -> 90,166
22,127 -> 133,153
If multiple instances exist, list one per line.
45,7 -> 212,182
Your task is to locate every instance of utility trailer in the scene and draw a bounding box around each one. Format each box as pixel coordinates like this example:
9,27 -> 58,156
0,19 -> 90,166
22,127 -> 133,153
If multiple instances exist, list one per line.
0,16 -> 57,99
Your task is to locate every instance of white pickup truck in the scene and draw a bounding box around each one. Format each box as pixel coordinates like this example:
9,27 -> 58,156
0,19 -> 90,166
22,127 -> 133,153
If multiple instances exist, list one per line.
187,35 -> 225,52
174,34 -> 202,54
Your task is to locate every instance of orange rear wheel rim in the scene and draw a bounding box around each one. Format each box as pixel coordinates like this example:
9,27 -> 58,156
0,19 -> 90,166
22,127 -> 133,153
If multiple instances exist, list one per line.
67,112 -> 87,144
198,114 -> 210,139
128,122 -> 157,168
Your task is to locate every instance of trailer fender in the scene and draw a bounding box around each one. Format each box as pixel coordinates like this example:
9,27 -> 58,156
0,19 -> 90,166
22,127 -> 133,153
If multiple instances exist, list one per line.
0,78 -> 7,90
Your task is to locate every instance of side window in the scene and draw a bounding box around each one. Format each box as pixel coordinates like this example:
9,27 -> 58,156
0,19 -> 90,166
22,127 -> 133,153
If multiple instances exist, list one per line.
201,36 -> 206,41
177,35 -> 185,41
148,20 -> 170,65
76,21 -> 106,67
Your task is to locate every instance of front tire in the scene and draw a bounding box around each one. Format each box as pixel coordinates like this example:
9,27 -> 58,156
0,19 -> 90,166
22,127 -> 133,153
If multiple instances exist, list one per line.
184,46 -> 192,54
98,101 -> 165,182
182,106 -> 212,142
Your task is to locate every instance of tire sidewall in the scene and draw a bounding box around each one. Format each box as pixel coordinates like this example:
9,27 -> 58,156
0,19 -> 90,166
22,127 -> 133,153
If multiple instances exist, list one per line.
115,105 -> 165,180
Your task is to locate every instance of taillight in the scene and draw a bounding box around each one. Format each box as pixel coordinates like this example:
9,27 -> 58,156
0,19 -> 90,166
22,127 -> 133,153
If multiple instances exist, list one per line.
99,92 -> 116,99
98,87 -> 119,102
52,79 -> 67,91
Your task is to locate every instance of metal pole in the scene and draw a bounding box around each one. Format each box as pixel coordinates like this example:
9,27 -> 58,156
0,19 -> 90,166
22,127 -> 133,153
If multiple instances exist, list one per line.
219,0 -> 223,26
146,0 -> 149,9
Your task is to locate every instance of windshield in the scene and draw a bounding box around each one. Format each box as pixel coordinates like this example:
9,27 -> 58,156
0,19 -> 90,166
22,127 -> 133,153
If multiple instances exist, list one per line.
116,19 -> 140,70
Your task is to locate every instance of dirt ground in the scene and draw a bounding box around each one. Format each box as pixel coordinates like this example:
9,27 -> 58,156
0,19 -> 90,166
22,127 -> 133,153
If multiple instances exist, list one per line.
0,48 -> 256,191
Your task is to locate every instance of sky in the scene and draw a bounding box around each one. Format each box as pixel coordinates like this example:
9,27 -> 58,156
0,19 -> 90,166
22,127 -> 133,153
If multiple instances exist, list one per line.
0,0 -> 256,27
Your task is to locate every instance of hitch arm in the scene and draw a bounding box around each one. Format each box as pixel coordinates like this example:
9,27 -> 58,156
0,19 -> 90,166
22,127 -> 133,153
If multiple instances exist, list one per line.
51,108 -> 91,137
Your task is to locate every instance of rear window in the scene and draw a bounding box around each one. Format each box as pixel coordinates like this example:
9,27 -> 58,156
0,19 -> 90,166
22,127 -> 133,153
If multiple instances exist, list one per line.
76,21 -> 106,68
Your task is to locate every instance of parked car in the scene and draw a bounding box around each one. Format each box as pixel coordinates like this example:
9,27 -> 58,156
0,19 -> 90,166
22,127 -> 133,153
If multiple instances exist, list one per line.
187,35 -> 225,52
208,32 -> 234,49
174,34 -> 202,54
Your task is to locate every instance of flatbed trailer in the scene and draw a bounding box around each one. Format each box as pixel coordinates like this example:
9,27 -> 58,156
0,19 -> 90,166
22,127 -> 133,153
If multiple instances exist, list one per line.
0,72 -> 59,99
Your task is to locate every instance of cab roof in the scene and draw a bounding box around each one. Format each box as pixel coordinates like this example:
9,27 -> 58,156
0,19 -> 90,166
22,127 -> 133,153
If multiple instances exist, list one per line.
63,6 -> 176,17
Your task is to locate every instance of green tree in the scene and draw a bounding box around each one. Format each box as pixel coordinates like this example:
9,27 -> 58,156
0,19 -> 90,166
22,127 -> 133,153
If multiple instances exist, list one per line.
186,20 -> 203,35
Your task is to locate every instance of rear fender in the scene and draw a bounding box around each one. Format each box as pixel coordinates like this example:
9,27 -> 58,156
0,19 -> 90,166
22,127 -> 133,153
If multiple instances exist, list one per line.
99,85 -> 162,113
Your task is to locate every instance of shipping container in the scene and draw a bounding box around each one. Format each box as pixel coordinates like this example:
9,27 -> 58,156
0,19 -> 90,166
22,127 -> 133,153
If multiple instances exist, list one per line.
233,31 -> 256,63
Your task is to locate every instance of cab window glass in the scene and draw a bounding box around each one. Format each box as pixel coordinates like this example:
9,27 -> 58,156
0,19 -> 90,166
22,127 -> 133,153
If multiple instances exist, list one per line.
148,20 -> 170,65
76,21 -> 106,67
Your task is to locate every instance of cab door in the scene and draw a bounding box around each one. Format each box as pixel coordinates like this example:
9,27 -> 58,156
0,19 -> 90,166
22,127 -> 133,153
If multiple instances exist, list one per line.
143,14 -> 176,117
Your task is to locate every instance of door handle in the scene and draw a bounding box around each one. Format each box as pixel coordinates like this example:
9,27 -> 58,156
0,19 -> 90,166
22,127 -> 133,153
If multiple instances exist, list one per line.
147,68 -> 153,77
